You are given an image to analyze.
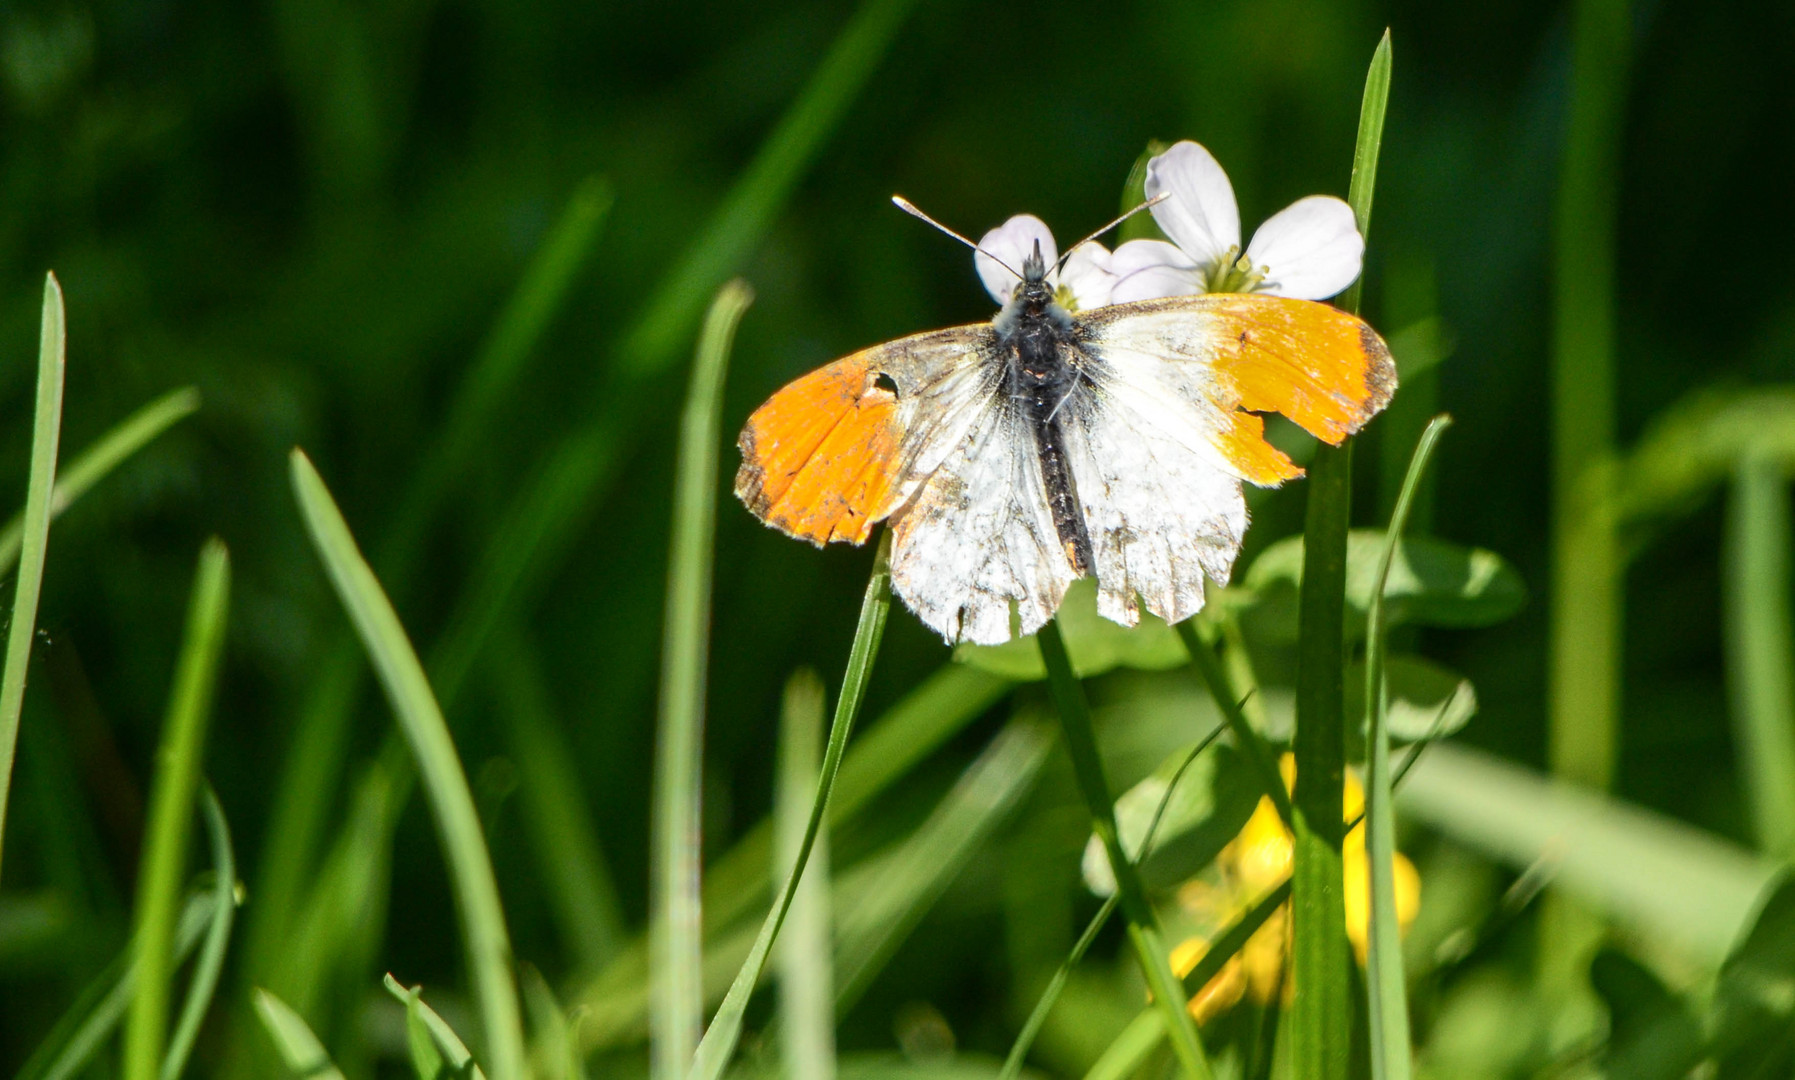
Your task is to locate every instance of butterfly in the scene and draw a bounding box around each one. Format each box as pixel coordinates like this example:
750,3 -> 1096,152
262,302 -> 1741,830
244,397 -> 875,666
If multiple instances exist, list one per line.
734,205 -> 1395,646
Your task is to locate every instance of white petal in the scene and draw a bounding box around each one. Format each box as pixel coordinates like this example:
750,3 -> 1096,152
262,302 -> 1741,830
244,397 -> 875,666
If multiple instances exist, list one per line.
1056,241 -> 1116,309
1108,239 -> 1205,303
1144,141 -> 1241,268
977,214 -> 1058,304
1243,195 -> 1363,300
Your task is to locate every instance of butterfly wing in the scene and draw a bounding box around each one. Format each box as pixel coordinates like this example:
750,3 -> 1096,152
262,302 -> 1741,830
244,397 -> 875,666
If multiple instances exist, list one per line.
736,323 -> 1079,645
735,324 -> 991,545
1068,293 -> 1395,626
888,397 -> 1079,645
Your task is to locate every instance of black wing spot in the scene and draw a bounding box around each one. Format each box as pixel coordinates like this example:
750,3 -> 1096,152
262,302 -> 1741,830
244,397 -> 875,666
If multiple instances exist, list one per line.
873,372 -> 899,397
1238,331 -> 1249,344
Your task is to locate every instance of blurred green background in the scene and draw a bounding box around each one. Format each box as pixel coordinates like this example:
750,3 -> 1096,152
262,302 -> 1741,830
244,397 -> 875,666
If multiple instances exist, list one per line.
1,0 -> 1793,1075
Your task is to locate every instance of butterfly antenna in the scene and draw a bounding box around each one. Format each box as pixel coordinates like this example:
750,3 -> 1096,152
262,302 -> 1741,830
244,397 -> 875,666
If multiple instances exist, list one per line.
1054,192 -> 1170,272
892,195 -> 1023,281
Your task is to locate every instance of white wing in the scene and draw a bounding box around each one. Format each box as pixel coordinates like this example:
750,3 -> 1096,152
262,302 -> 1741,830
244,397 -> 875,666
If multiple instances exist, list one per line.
888,388 -> 1079,646
1061,341 -> 1248,629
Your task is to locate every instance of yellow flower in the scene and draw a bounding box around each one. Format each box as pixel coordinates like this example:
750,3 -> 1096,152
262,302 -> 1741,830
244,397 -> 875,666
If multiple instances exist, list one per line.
1169,754 -> 1421,1019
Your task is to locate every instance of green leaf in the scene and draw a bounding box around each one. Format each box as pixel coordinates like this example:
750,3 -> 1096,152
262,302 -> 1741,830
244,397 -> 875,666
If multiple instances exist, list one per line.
1251,656 -> 1477,756
0,273 -> 67,883
125,539 -> 232,1080
404,987 -> 449,1080
955,579 -> 1189,680
1588,948 -> 1703,1080
1345,656 -> 1477,754
1117,141 -> 1171,244
653,279 -> 753,1080
1243,531 -> 1526,638
253,989 -> 347,1080
1396,742 -> 1783,964
1081,743 -> 1261,895
291,450 -> 524,1080
1710,876 -> 1795,1075
1723,456 -> 1795,858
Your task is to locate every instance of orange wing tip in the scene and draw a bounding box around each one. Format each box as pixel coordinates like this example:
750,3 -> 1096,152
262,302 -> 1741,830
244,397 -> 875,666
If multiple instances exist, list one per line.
733,349 -> 904,547
1215,296 -> 1398,448
1217,410 -> 1305,487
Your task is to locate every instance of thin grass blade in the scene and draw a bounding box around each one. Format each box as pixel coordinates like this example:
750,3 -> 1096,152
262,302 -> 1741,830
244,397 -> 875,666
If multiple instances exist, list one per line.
1036,619 -> 1212,1080
241,177 -> 612,1047
0,386 -> 200,576
253,988 -> 347,1080
494,629 -> 627,973
1724,454 -> 1795,858
777,669 -> 836,1080
616,0 -> 921,375
0,272 -> 68,882
686,530 -> 893,1080
832,717 -> 1052,1015
652,279 -> 754,1080
999,724 -> 1228,1080
290,450 -> 524,1080
17,893 -> 213,1080
124,538 -> 231,1080
384,974 -> 491,1080
161,784 -> 239,1080
1291,34 -> 1391,1079
1363,416 -> 1451,1080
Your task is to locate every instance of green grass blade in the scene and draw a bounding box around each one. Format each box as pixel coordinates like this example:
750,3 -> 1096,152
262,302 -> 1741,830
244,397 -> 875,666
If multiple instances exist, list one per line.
1291,35 -> 1391,1079
652,279 -> 754,1080
1724,454 -> 1795,858
290,450 -> 525,1080
687,530 -> 893,1080
1334,29 -> 1391,317
494,629 -> 628,973
124,537 -> 231,1080
252,988 -> 347,1080
0,272 -> 68,884
1363,416 -> 1451,1080
1398,743 -> 1779,965
1000,725 -> 1227,1080
392,176 -> 614,555
241,177 -> 612,1039
1543,0 -> 1631,1030
1000,895 -> 1118,1080
1036,619 -> 1212,1080
777,669 -> 836,1080
832,716 -> 1052,1016
0,386 -> 200,577
384,974 -> 492,1080
616,0 -> 921,375
694,664 -> 1012,939
1081,1011 -> 1166,1080
161,784 -> 239,1080
17,892 -> 214,1080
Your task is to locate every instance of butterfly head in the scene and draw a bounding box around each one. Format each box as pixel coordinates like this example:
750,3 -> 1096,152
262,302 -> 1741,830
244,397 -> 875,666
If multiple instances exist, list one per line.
995,239 -> 1073,338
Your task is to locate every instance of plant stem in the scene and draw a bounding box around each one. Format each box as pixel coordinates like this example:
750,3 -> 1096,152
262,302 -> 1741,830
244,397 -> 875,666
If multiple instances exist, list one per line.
1037,619 -> 1212,1080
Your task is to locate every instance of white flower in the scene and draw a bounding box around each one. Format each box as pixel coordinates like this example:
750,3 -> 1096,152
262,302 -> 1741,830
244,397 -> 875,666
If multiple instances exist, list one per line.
1111,141 -> 1364,303
975,214 -> 1117,312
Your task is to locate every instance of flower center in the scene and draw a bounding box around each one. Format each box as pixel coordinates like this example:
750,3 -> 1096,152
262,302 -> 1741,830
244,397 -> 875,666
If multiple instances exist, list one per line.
1205,245 -> 1268,294
1052,282 -> 1079,311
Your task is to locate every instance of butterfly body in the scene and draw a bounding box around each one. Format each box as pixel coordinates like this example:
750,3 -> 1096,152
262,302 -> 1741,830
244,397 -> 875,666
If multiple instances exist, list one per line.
736,263 -> 1394,646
